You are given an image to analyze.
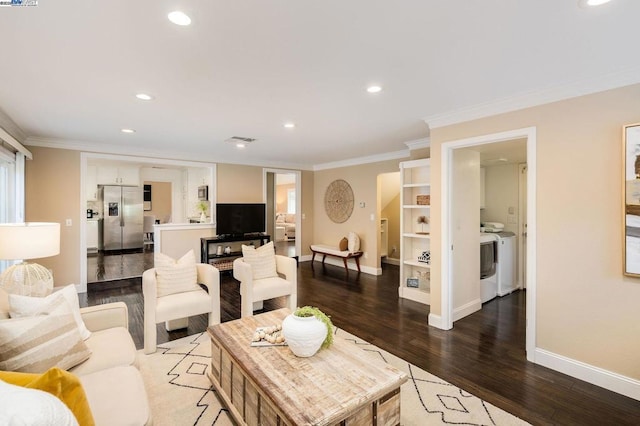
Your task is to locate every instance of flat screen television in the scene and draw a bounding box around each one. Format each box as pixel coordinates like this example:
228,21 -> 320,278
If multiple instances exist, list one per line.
215,203 -> 266,237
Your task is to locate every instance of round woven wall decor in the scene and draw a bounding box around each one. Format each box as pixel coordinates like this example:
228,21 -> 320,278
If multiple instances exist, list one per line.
324,179 -> 354,223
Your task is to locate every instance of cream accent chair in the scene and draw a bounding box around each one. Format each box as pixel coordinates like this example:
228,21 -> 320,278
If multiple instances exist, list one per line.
233,255 -> 297,318
142,263 -> 220,354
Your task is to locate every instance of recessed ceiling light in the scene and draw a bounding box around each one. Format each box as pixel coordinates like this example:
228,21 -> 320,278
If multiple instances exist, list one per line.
121,128 -> 136,134
236,143 -> 246,149
578,0 -> 612,7
284,123 -> 295,129
168,11 -> 191,26
367,85 -> 382,93
135,93 -> 153,101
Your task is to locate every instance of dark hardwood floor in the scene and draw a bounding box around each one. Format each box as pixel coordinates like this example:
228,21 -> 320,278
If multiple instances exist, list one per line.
81,261 -> 640,426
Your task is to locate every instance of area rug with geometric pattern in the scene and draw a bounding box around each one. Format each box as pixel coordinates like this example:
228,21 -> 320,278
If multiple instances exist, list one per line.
137,329 -> 530,426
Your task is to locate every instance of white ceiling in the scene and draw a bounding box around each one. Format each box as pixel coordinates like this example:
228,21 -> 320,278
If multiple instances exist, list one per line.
1,1 -> 639,170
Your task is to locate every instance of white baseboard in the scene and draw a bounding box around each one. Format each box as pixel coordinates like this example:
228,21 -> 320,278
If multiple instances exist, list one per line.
535,348 -> 640,401
382,257 -> 400,266
299,254 -> 313,262
428,313 -> 443,329
306,257 -> 379,275
452,299 -> 482,322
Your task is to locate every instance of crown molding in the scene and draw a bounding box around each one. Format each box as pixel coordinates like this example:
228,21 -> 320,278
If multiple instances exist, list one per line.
24,136 -> 315,170
404,137 -> 430,150
313,149 -> 409,171
424,67 -> 640,129
0,108 -> 26,143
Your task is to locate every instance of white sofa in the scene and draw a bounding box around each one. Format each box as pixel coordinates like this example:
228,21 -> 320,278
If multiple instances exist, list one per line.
276,213 -> 296,240
0,292 -> 152,425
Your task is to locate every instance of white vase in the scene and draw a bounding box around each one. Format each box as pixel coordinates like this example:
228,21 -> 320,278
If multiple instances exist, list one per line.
282,313 -> 327,357
200,212 -> 206,223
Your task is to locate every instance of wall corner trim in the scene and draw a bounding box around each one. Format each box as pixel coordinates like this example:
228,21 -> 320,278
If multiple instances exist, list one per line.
535,348 -> 640,401
428,313 -> 448,330
452,299 -> 482,322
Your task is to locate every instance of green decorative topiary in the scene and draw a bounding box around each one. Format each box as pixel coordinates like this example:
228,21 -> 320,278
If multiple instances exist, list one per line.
293,306 -> 334,349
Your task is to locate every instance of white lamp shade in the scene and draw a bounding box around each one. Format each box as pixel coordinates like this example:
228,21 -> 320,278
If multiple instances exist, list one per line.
0,222 -> 60,260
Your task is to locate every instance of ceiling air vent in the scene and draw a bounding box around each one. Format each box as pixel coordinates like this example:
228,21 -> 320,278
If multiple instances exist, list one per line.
225,136 -> 256,144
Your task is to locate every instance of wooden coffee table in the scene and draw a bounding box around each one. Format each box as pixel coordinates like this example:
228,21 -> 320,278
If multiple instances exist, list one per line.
207,308 -> 407,426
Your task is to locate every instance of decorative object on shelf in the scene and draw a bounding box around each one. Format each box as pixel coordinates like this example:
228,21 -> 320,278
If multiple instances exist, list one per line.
324,179 -> 354,223
406,277 -> 419,288
418,250 -> 431,264
224,246 -> 231,254
416,215 -> 429,234
416,194 -> 430,205
0,222 -> 60,297
282,306 -> 334,357
196,200 -> 208,223
216,245 -> 223,255
417,270 -> 430,289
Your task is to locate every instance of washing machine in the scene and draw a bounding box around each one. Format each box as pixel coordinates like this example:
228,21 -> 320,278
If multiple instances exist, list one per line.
495,231 -> 518,296
480,233 -> 498,303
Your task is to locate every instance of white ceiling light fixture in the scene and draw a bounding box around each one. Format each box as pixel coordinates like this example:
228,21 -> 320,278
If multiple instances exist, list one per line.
284,123 -> 295,129
121,128 -> 136,134
367,85 -> 382,93
168,11 -> 191,26
578,0 -> 612,7
135,93 -> 153,101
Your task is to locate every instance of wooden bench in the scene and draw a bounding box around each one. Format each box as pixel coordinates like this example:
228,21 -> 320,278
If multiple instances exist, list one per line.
310,244 -> 363,273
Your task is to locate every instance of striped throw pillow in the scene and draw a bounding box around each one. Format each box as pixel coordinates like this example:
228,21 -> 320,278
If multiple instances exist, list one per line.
0,295 -> 92,373
154,250 -> 200,297
242,241 -> 277,280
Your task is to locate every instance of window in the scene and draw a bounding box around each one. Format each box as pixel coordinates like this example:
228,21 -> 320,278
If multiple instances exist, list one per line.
0,147 -> 24,274
287,189 -> 296,214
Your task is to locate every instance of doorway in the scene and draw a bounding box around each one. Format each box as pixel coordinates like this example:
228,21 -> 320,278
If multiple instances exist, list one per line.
80,152 -> 215,293
377,172 -> 400,266
264,168 -> 301,259
439,127 -> 537,361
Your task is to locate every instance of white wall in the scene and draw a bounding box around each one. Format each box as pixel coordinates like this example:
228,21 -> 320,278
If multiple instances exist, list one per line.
481,163 -> 520,234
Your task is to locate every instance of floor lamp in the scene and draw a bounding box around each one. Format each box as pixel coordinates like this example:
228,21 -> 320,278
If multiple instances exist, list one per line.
0,222 -> 60,297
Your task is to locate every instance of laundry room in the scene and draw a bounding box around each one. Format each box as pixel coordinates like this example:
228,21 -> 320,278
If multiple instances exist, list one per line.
479,151 -> 527,304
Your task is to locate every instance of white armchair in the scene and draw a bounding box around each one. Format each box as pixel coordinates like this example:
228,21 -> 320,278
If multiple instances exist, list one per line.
233,255 -> 297,318
142,263 -> 220,354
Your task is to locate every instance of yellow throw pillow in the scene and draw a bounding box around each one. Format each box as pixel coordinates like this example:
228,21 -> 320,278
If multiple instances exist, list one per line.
0,367 -> 95,426
339,237 -> 348,251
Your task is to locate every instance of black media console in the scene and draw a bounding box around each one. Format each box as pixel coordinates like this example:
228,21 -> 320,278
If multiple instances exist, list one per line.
200,234 -> 271,272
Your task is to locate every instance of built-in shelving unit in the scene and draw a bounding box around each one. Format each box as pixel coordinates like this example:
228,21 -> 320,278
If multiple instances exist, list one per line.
399,158 -> 431,305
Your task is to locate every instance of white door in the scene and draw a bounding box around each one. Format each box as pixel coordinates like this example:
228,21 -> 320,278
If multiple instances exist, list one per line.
452,149 -> 481,320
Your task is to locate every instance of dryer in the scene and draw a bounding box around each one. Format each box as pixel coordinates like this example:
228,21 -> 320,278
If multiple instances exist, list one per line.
480,233 -> 498,303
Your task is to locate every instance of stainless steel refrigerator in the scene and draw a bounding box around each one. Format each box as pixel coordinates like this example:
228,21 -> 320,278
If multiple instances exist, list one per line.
100,185 -> 143,251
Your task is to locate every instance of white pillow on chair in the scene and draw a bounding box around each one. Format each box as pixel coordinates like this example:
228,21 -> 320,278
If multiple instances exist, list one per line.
154,250 -> 200,297
242,241 -> 277,280
347,232 -> 360,253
